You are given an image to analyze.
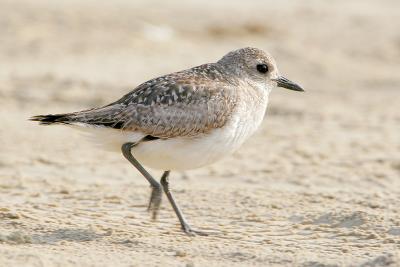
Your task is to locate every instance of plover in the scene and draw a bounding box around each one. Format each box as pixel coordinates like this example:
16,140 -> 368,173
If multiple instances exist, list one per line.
31,47 -> 304,235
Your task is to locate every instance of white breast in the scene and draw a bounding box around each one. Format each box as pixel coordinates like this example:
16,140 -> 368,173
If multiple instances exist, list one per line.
133,88 -> 269,171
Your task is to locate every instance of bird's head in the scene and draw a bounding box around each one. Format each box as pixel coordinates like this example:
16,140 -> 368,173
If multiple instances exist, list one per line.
218,47 -> 304,93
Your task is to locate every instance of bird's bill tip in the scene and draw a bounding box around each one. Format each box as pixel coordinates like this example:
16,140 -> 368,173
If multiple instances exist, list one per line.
273,76 -> 304,92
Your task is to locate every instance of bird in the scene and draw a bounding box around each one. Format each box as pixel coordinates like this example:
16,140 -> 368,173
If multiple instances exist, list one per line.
30,47 -> 304,236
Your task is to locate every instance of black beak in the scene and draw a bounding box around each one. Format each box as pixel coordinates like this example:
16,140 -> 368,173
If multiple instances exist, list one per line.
273,76 -> 304,92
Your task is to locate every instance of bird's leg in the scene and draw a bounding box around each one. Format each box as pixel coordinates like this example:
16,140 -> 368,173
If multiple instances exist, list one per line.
147,184 -> 162,220
160,173 -> 208,236
147,172 -> 170,218
121,142 -> 162,220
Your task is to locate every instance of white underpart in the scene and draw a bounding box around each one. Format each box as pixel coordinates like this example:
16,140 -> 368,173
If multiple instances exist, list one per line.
73,84 -> 270,171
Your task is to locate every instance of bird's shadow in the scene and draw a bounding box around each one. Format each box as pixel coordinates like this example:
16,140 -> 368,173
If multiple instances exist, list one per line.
31,228 -> 102,244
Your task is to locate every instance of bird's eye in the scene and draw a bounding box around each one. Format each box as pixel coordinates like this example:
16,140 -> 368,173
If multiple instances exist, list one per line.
256,64 -> 269,74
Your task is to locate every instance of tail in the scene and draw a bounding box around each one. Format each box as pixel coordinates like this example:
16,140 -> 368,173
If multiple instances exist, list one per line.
30,105 -> 127,128
30,114 -> 73,125
30,106 -> 125,128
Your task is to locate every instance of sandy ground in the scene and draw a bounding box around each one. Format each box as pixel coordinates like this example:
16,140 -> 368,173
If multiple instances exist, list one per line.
1,0 -> 400,266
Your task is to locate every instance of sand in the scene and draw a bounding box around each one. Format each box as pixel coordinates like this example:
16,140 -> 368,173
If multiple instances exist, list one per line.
0,0 -> 399,266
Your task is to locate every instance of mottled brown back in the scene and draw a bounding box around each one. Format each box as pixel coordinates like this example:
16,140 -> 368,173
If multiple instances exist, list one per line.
33,63 -> 239,138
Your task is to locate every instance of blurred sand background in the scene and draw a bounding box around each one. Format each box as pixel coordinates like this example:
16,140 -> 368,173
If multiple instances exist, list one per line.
1,0 -> 400,266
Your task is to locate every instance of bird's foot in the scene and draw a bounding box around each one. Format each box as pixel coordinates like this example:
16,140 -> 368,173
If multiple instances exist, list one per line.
181,223 -> 210,236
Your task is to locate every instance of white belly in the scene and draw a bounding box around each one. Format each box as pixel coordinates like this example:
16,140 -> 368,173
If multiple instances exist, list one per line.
133,101 -> 268,171
133,128 -> 238,171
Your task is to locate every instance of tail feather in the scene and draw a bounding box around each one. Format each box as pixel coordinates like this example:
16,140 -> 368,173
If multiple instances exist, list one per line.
30,114 -> 72,125
30,106 -> 126,128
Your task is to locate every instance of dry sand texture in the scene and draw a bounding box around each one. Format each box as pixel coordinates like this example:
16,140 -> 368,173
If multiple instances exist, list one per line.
1,0 -> 400,266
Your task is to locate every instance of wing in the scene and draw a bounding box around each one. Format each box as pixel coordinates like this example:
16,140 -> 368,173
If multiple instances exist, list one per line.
110,73 -> 238,138
52,65 -> 239,138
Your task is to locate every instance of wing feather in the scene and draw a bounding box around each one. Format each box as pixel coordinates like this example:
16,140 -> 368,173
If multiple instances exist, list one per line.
44,64 -> 239,138
117,82 -> 237,138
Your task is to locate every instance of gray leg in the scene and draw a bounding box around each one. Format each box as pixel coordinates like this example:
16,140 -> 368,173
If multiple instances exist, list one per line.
121,142 -> 162,220
147,171 -> 169,219
160,173 -> 208,236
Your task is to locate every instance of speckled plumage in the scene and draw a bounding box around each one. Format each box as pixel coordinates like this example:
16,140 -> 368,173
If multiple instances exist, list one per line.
31,47 -> 303,171
99,64 -> 238,138
31,47 -> 277,139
